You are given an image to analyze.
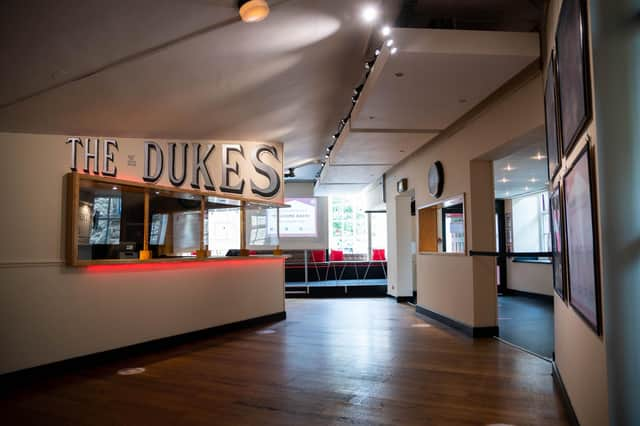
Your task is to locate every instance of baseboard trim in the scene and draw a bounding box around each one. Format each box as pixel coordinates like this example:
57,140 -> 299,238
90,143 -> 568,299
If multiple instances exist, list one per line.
285,285 -> 387,298
502,288 -> 554,302
395,296 -> 413,303
0,311 -> 286,385
415,305 -> 498,338
551,361 -> 580,426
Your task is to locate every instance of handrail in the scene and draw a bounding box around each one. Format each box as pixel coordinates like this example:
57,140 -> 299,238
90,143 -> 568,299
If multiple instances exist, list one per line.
469,251 -> 552,258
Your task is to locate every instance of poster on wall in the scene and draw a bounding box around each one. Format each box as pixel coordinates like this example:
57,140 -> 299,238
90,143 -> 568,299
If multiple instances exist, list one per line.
280,198 -> 317,238
556,0 -> 592,156
544,50 -> 562,180
550,185 -> 566,299
563,146 -> 600,333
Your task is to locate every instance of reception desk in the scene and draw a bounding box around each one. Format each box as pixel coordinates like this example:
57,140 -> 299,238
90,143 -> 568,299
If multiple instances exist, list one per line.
0,256 -> 285,374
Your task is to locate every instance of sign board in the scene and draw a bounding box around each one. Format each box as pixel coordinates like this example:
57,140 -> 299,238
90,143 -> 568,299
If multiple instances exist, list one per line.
65,137 -> 284,203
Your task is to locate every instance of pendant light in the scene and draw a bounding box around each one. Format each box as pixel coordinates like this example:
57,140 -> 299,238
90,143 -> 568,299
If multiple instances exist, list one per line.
238,0 -> 270,23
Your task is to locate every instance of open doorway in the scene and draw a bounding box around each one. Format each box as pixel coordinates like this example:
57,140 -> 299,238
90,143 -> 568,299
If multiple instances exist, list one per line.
492,127 -> 554,359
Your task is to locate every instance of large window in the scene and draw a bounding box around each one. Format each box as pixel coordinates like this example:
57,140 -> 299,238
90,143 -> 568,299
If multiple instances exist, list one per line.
329,196 -> 368,254
512,191 -> 551,253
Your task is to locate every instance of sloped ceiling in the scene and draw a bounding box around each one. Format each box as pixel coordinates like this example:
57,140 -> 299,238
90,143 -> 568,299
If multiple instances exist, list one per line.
0,0 -> 380,167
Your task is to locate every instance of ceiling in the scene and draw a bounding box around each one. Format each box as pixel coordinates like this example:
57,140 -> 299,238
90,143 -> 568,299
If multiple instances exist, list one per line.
493,126 -> 549,199
0,0 -> 545,189
0,0 -> 386,167
316,27 -> 540,194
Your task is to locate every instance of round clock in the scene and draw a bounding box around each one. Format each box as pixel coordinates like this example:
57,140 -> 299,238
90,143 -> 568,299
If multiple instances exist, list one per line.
428,161 -> 444,198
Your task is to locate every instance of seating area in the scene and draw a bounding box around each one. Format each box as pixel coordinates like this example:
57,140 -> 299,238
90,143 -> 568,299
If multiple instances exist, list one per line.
282,249 -> 387,283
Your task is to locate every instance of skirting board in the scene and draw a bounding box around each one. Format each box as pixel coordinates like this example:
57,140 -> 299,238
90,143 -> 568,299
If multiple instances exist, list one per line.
503,288 -> 554,302
415,305 -> 498,338
0,311 -> 286,386
551,361 -> 580,426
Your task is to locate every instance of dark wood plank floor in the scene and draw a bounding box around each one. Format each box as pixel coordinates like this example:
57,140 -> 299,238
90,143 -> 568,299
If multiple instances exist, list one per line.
1,299 -> 570,425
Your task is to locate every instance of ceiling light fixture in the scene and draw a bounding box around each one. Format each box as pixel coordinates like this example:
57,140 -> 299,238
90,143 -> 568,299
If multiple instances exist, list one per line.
353,84 -> 364,96
504,164 -> 514,171
529,177 -> 538,183
499,177 -> 509,183
361,6 -> 379,23
386,39 -> 394,47
332,132 -> 340,140
374,48 -> 381,56
364,59 -> 376,71
238,0 -> 270,23
390,47 -> 398,55
532,152 -> 546,160
381,25 -> 391,36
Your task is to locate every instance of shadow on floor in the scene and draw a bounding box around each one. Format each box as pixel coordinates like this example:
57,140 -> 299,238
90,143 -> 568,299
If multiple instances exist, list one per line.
498,294 -> 554,359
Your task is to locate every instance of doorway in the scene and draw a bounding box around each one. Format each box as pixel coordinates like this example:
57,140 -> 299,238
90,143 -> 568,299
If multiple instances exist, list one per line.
491,126 -> 554,359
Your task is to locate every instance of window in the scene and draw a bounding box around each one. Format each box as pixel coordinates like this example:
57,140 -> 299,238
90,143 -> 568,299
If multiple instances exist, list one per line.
329,196 -> 368,254
512,191 -> 551,253
369,212 -> 387,255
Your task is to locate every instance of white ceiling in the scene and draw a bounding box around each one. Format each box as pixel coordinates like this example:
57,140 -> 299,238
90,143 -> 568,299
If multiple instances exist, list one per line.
493,126 -> 549,199
316,28 -> 539,194
0,0 -> 378,167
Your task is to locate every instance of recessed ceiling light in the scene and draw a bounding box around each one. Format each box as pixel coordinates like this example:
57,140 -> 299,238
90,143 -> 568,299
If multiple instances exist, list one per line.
386,39 -> 394,47
112,186 -> 118,190
361,6 -> 379,23
499,177 -> 509,183
504,164 -> 514,171
390,47 -> 398,55
238,0 -> 270,23
529,177 -> 538,183
532,152 -> 546,160
381,25 -> 391,36
374,48 -> 381,56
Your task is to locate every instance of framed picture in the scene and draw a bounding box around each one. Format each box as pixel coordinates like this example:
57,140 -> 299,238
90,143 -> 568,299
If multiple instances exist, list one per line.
563,145 -> 600,333
550,184 -> 566,299
544,50 -> 562,181
556,0 -> 592,157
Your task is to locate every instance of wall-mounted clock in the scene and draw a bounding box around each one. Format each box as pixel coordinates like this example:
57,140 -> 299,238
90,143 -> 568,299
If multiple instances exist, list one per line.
428,161 -> 444,198
397,178 -> 408,193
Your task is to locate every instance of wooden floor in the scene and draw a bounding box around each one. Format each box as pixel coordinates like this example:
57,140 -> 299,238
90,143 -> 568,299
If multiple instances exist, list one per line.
1,299 -> 570,425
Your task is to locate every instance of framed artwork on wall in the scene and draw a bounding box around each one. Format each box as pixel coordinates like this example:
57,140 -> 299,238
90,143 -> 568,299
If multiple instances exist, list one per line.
550,184 -> 566,299
563,145 -> 601,333
544,50 -> 562,181
556,0 -> 592,157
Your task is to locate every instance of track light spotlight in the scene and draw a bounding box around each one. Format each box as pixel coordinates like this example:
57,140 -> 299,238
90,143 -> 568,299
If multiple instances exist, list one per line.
364,59 -> 376,71
375,48 -> 381,56
332,132 -> 340,140
386,39 -> 394,47
353,83 -> 364,96
352,93 -> 360,104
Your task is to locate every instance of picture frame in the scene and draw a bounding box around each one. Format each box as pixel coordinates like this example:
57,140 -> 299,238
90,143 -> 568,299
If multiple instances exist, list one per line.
555,0 -> 592,157
550,183 -> 566,299
563,144 -> 601,334
544,50 -> 562,181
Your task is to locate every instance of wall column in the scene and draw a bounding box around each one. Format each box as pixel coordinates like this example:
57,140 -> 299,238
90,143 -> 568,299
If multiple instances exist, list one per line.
590,1 -> 640,424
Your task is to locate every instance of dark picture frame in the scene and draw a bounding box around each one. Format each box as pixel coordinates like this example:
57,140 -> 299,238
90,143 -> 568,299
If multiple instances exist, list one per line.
555,0 -> 592,157
563,144 -> 601,334
544,50 -> 562,181
550,183 -> 566,299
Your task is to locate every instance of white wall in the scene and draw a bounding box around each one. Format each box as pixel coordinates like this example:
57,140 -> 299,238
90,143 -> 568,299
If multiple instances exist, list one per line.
506,261 -> 553,296
0,132 -> 285,374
